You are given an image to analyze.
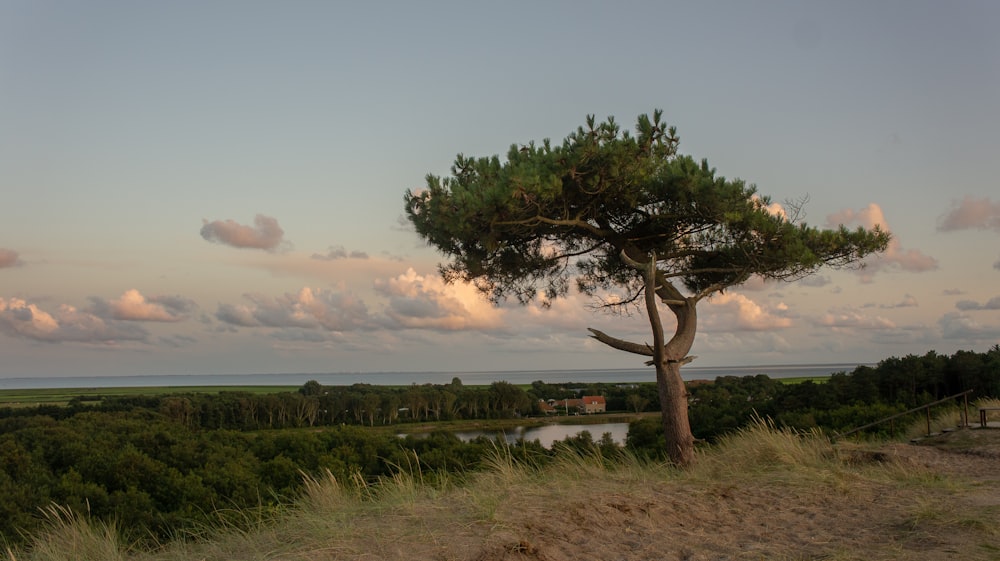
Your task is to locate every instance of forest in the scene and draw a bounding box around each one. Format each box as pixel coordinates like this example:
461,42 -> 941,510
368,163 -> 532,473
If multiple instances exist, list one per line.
1,347 -> 998,546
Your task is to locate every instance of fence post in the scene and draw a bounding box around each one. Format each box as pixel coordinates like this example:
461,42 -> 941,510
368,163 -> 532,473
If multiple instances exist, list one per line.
925,406 -> 931,435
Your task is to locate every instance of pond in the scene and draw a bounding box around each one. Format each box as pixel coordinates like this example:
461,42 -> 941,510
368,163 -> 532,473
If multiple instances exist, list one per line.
448,422 -> 630,449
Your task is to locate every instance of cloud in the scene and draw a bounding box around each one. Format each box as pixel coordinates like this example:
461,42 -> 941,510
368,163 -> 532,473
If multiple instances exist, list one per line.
0,248 -> 20,269
90,289 -> 196,322
955,296 -> 1000,311
817,307 -> 896,330
937,196 -> 1000,232
938,312 -> 1000,341
702,293 -> 793,332
0,297 -> 148,344
215,287 -> 373,332
200,214 -> 289,251
374,268 -> 505,331
696,331 -> 793,356
311,245 -> 369,260
826,203 -> 937,281
751,194 -> 787,220
943,288 -> 966,296
796,274 -> 831,288
995,257 -> 1000,271
881,294 -> 918,309
159,334 -> 198,348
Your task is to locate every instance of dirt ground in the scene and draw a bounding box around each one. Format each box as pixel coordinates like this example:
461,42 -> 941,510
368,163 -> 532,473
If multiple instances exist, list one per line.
462,429 -> 1000,561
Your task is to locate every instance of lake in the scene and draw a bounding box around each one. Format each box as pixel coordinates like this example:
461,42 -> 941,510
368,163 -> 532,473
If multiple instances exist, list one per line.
408,422 -> 631,449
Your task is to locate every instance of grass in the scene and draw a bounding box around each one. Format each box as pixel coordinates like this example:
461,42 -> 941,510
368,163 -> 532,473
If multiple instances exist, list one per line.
3,505 -> 131,561
904,397 -> 1000,440
6,417 -> 995,561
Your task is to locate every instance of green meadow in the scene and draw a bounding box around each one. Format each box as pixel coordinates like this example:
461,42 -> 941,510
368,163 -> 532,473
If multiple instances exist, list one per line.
0,385 -> 299,406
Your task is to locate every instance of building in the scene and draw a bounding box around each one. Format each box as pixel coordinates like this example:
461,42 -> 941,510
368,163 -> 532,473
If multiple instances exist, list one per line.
547,396 -> 606,415
581,395 -> 606,414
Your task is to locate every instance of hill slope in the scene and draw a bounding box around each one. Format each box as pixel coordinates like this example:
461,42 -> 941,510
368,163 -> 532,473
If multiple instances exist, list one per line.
11,424 -> 1000,561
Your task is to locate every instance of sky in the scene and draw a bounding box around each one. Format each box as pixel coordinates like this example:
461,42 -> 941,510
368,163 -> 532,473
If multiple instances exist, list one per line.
1,1 -> 999,381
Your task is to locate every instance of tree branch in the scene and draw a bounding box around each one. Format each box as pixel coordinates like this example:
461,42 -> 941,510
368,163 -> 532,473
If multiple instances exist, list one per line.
586,328 -> 654,357
643,252 -> 665,366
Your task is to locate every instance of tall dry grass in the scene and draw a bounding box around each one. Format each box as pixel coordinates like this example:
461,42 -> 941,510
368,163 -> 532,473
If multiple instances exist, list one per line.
4,418 -> 992,561
2,504 -> 130,561
905,397 -> 1000,438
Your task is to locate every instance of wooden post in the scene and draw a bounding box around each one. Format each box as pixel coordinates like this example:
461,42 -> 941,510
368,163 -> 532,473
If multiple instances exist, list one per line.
925,406 -> 931,435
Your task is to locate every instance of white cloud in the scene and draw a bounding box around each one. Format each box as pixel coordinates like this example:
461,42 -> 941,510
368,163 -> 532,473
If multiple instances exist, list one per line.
374,268 -> 505,331
751,194 -> 787,220
702,293 -> 793,332
200,214 -> 290,252
817,307 -> 896,330
90,289 -> 196,322
215,287 -> 373,332
826,203 -> 937,281
0,297 -> 148,344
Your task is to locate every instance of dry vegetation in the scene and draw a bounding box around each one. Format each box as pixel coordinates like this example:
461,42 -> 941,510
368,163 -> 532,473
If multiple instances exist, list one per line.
6,416 -> 1000,561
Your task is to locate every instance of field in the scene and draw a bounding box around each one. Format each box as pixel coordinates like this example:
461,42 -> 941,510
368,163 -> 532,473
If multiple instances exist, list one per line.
0,385 -> 299,406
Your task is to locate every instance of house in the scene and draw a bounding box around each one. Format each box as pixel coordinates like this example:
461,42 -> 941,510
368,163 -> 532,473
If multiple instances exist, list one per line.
537,399 -> 557,415
581,395 -> 606,414
547,396 -> 606,414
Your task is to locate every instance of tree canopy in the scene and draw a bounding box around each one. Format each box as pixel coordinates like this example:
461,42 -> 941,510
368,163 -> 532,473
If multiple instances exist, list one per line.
405,111 -> 891,465
406,110 -> 888,308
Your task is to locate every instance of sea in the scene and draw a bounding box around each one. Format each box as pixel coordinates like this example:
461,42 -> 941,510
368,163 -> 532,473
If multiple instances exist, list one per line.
0,363 -> 868,390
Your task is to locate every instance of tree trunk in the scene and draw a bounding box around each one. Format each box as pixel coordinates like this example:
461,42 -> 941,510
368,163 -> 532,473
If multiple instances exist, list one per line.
590,253 -> 699,466
654,359 -> 695,466
637,252 -> 697,466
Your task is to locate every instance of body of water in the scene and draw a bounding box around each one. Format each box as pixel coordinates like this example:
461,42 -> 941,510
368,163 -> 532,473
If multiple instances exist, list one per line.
450,422 -> 631,449
0,363 -> 867,390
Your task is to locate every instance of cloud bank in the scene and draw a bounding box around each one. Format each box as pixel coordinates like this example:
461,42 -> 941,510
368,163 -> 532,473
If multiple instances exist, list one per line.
201,214 -> 289,251
0,297 -> 148,344
216,287 -> 372,332
374,268 -> 505,331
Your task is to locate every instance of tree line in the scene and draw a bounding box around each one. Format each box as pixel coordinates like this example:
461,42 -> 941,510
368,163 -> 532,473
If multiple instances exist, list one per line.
0,379 -> 657,432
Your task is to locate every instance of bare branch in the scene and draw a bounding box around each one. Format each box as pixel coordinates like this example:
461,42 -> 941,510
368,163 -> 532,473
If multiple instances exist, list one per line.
643,252 -> 666,366
586,328 -> 655,357
619,249 -> 646,270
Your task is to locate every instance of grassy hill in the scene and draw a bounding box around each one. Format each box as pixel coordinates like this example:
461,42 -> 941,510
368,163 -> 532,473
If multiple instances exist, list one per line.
5,419 -> 999,561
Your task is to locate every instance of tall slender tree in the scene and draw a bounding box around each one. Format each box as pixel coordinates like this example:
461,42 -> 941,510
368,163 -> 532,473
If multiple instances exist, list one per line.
405,111 -> 890,465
